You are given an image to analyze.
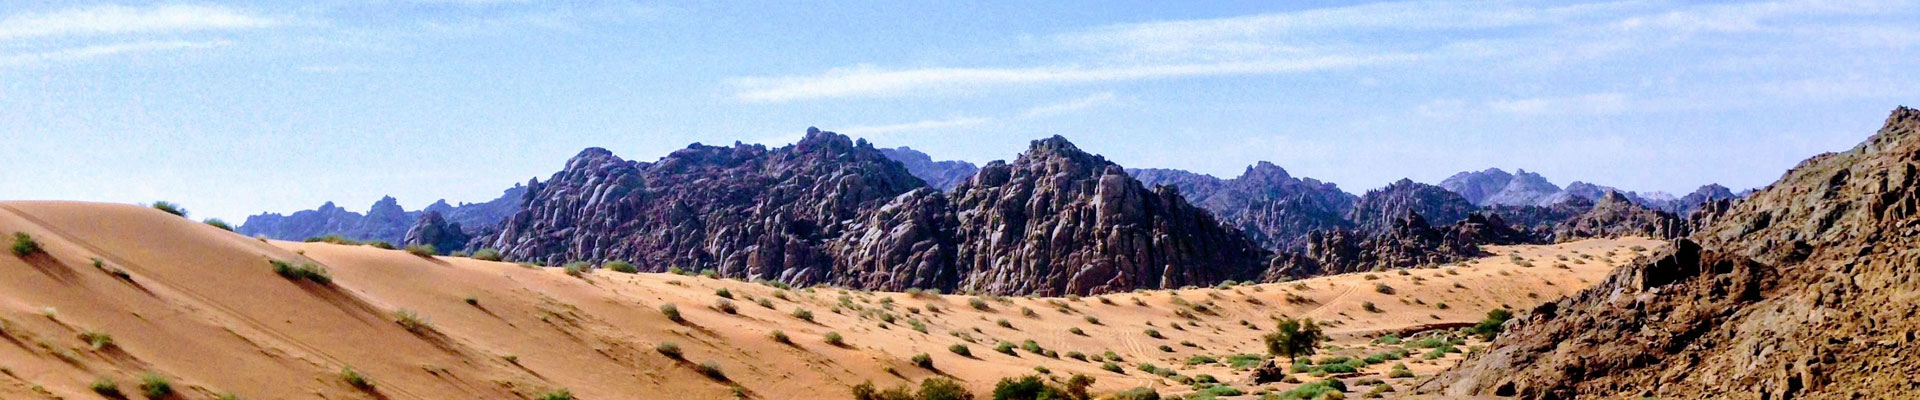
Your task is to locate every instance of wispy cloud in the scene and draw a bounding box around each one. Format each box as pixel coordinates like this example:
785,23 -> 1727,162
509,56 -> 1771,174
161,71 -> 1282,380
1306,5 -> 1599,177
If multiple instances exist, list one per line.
729,55 -> 1403,102
839,117 -> 991,137
1023,92 -> 1121,118
0,40 -> 230,68
725,0 -> 1920,106
1488,93 -> 1632,116
0,4 -> 278,41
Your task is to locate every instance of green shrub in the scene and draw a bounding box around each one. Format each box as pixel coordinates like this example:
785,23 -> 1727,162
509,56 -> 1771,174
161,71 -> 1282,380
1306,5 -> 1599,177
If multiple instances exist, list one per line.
824,331 -> 845,346
404,245 -> 436,257
714,299 -> 737,314
11,232 -> 42,256
997,319 -> 1013,329
949,344 -> 972,357
1144,329 -> 1163,339
1110,387 -> 1159,400
78,330 -> 114,350
991,375 -> 1069,400
1264,317 -> 1324,359
269,260 -> 332,285
1068,327 -> 1085,335
90,377 -> 122,397
969,297 -> 990,310
1362,302 -> 1382,313
1101,361 -> 1123,373
771,330 -> 791,344
911,353 -> 933,368
1469,309 -> 1515,340
1158,345 -> 1174,352
1185,355 -> 1217,365
1273,379 -> 1345,400
661,304 -> 683,323
138,372 -> 172,398
151,201 -> 187,217
394,309 -> 430,333
604,260 -> 638,273
1373,283 -> 1394,294
715,288 -> 733,299
792,308 -> 814,322
656,342 -> 683,359
341,366 -> 373,390
562,262 -> 589,278
995,341 -> 1017,356
203,218 -> 234,231
1389,363 -> 1413,378
537,389 -> 576,400
472,248 -> 504,261
696,361 -> 726,380
368,241 -> 396,250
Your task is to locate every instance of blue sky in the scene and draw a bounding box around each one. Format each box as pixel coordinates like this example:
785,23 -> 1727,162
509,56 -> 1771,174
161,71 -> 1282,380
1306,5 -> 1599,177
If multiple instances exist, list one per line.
3,0 -> 1917,222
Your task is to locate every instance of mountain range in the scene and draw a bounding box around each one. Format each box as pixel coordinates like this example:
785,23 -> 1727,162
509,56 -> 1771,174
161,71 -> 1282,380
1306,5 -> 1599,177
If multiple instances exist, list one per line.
236,129 -> 1732,295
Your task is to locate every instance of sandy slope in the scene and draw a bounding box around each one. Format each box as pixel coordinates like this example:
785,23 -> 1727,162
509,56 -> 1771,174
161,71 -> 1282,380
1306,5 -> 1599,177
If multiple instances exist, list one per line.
0,201 -> 1661,399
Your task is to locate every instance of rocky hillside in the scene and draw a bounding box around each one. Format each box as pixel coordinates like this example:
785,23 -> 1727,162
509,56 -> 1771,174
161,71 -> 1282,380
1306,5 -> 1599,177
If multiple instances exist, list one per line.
1131,162 -> 1356,251
1549,190 -> 1686,241
1439,168 -> 1737,216
236,185 -> 525,244
1264,211 -> 1489,279
878,146 -> 979,191
949,136 -> 1272,295
480,130 -> 1271,295
481,129 -> 935,287
1347,179 -> 1477,233
1422,107 -> 1920,398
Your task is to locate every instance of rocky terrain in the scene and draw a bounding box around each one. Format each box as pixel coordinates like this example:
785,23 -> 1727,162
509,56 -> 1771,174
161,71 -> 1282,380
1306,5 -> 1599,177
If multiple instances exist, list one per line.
236,184 -> 525,245
1347,179 -> 1477,233
877,146 -> 979,191
1131,162 -> 1356,251
1439,168 -> 1739,217
948,136 -> 1271,295
479,130 -> 1269,295
1422,107 -> 1920,399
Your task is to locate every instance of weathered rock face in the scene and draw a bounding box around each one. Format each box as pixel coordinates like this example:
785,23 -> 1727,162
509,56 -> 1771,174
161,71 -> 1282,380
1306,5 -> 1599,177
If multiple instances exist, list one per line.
1347,179 -> 1477,233
483,129 -> 937,287
402,211 -> 470,254
825,188 -> 961,291
1482,169 -> 1564,207
1423,107 -> 1920,399
878,147 -> 979,191
1485,198 -> 1596,236
1439,168 -> 1516,205
1549,190 -> 1687,241
949,136 -> 1272,295
1263,211 -> 1487,279
237,186 -> 526,245
1132,162 -> 1356,251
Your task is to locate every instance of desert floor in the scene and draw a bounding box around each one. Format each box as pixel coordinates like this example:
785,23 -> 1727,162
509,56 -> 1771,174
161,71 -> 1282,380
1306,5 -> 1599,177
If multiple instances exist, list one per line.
0,201 -> 1661,399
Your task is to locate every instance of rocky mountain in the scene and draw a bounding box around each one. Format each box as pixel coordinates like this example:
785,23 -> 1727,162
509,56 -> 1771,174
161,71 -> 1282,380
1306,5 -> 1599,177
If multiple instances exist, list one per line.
1263,211 -> 1494,279
949,136 -> 1272,295
1438,168 -> 1515,205
1482,169 -> 1564,206
402,211 -> 471,254
1658,183 -> 1740,216
236,185 -> 525,245
1347,179 -> 1477,233
480,130 -> 1271,295
1422,107 -> 1920,398
482,130 -> 935,287
878,146 -> 979,191
1131,162 -> 1356,251
1549,191 -> 1686,241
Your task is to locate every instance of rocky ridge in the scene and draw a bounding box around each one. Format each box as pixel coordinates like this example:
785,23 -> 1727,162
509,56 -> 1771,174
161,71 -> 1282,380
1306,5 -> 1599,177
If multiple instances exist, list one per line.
1422,107 -> 1920,398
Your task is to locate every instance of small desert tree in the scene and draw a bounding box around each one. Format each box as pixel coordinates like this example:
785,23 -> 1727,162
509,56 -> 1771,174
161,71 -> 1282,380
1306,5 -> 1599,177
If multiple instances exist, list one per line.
1469,308 -> 1515,340
1264,317 -> 1325,360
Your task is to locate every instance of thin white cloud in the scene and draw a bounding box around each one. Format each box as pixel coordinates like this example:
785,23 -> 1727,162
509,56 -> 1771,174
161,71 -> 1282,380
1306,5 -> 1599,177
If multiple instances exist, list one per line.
1023,92 -> 1120,118
0,40 -> 230,68
838,117 -> 991,137
1488,93 -> 1632,116
0,4 -> 278,41
729,55 -> 1406,102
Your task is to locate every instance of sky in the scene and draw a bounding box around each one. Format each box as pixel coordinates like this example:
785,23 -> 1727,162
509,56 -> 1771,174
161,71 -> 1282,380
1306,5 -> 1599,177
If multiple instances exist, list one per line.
2,0 -> 1918,223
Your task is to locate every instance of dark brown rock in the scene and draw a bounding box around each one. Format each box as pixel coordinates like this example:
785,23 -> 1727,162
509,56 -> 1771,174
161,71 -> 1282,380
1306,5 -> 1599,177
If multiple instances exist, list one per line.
402,211 -> 469,254
1422,106 -> 1920,398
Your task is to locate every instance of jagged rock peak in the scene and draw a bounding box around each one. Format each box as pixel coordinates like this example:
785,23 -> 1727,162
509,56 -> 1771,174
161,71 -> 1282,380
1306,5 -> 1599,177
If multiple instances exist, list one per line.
1238,161 -> 1292,181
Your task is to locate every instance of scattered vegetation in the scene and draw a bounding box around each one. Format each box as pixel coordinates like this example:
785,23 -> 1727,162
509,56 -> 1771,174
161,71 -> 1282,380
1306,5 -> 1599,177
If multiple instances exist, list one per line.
661,304 -> 684,323
90,377 -> 122,397
1373,283 -> 1395,295
792,308 -> 815,322
824,331 -> 845,347
1265,317 -> 1325,359
269,259 -> 332,285
203,218 -> 234,231
151,201 -> 188,217
404,244 -> 436,257
1469,308 -> 1515,340
949,344 -> 972,357
911,353 -> 933,368
770,330 -> 791,344
394,309 -> 430,333
656,342 -> 683,359
472,248 -> 504,261
696,361 -> 727,380
11,232 -> 42,256
851,377 -> 972,400
138,372 -> 173,398
341,366 -> 374,390
604,260 -> 639,273
78,330 -> 114,350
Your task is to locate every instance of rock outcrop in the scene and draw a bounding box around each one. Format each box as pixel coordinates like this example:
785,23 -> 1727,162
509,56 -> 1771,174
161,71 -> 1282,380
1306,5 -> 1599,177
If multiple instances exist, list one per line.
1263,211 -> 1488,279
1482,169 -> 1564,207
1549,190 -> 1686,241
1439,168 -> 1516,205
482,131 -> 1271,295
1347,179 -> 1476,233
402,211 -> 470,254
949,136 -> 1272,295
1132,162 -> 1356,251
877,146 -> 979,191
1422,106 -> 1920,398
483,130 -> 934,287
237,185 -> 526,245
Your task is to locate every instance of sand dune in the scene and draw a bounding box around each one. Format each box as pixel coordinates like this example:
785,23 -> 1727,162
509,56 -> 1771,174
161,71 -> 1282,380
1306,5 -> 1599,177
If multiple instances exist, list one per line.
0,201 -> 1661,399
